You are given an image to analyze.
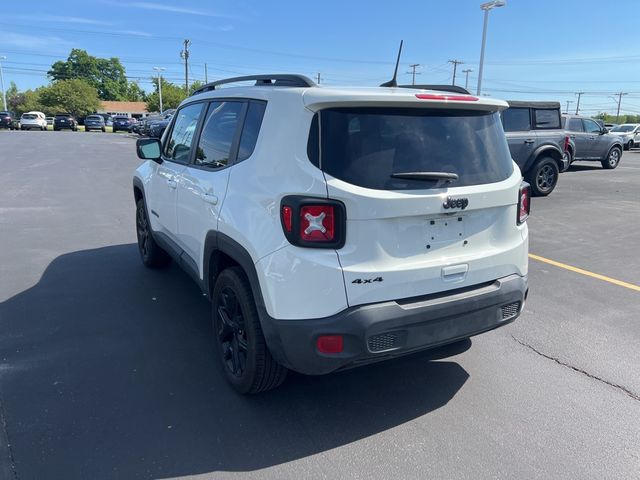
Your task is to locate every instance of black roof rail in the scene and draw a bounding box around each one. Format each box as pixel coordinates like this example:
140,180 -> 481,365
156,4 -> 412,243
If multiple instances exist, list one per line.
399,84 -> 472,95
191,74 -> 316,96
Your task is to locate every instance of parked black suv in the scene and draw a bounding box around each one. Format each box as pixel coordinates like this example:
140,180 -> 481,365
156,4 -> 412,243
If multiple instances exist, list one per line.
112,116 -> 133,133
0,111 -> 17,130
53,113 -> 78,131
501,101 -> 569,196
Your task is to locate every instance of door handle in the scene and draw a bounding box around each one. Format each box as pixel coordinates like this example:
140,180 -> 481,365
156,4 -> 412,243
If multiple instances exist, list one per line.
524,139 -> 535,144
201,193 -> 218,205
166,178 -> 177,189
588,136 -> 595,140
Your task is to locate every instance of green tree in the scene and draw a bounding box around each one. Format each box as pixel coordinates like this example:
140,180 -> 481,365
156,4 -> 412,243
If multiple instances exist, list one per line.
48,49 -> 129,101
9,88 -> 46,116
126,81 -> 146,102
146,78 -> 188,112
39,79 -> 101,118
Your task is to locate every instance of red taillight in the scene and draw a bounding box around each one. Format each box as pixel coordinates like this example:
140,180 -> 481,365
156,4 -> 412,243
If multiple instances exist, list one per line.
281,206 -> 292,233
415,93 -> 479,102
316,335 -> 343,354
300,205 -> 335,242
518,182 -> 531,225
564,135 -> 570,152
280,197 -> 345,248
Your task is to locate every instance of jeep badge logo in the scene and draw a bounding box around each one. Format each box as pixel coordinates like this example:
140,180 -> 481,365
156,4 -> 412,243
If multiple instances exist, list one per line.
443,197 -> 469,210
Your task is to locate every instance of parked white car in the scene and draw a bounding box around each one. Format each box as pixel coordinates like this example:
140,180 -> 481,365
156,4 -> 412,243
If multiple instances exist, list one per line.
133,74 -> 530,394
608,124 -> 640,150
20,111 -> 47,131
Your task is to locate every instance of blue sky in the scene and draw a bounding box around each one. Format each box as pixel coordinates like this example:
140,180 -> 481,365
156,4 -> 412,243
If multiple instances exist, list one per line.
3,0 -> 640,115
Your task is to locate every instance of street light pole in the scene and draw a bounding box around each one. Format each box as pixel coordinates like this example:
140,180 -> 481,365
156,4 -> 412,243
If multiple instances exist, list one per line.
153,67 -> 165,114
0,56 -> 7,111
477,1 -> 506,96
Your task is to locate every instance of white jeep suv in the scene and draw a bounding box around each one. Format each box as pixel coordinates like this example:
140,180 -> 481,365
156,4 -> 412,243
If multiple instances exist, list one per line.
133,74 -> 530,394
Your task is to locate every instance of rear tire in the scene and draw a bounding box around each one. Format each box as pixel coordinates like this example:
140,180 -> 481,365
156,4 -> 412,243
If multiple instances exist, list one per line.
212,267 -> 288,394
526,156 -> 559,197
135,199 -> 171,268
602,146 -> 621,169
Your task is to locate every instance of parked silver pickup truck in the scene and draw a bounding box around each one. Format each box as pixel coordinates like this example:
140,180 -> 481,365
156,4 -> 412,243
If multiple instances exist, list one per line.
501,101 -> 569,196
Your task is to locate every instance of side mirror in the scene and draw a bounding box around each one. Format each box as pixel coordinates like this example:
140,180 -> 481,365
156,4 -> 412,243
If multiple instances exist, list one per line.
600,128 -> 607,135
136,138 -> 162,162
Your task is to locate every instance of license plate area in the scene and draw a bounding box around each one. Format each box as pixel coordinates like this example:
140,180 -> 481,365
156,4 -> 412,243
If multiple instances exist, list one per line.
427,216 -> 465,246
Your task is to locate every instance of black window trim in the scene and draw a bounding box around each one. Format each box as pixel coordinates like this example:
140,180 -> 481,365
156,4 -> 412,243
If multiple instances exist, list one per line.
235,99 -> 268,165
184,98 -> 251,172
533,108 -> 561,130
161,100 -> 208,166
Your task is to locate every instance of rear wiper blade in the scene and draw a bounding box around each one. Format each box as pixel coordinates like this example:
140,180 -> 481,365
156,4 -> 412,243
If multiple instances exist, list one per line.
390,171 -> 459,181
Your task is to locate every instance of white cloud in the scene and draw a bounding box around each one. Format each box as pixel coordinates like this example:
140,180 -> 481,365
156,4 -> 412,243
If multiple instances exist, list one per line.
4,32 -> 72,50
12,14 -> 115,26
124,2 -> 234,18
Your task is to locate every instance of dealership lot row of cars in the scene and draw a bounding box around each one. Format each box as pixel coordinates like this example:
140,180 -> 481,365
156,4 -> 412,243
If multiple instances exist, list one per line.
0,110 -> 174,137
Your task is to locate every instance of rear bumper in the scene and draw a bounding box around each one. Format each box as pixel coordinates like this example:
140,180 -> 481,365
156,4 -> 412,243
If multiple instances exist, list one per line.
262,274 -> 528,375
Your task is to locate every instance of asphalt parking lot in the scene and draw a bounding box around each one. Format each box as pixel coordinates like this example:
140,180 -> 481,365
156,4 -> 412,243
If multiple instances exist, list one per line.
0,130 -> 639,480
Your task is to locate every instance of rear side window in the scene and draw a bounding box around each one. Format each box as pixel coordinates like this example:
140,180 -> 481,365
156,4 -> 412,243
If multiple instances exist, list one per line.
194,101 -> 243,169
533,109 -> 561,129
567,118 -> 584,132
237,102 -> 266,161
310,107 -> 513,191
164,103 -> 204,163
502,107 -> 530,132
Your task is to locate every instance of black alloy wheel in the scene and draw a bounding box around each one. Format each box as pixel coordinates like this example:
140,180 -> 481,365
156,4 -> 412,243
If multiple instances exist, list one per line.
216,286 -> 248,378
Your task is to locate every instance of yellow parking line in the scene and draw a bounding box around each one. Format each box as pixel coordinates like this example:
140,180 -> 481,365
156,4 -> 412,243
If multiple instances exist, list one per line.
529,254 -> 640,292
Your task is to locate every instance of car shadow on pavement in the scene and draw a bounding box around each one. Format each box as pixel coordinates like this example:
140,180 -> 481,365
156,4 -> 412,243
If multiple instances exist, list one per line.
565,163 -> 604,172
0,244 -> 469,479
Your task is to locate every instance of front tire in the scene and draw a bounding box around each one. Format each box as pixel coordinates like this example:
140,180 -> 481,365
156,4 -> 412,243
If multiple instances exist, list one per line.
526,156 -> 559,197
135,199 -> 171,268
602,146 -> 621,169
212,267 -> 287,394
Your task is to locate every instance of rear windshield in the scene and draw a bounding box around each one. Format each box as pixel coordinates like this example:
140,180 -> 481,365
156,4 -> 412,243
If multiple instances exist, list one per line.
308,107 -> 513,191
86,116 -> 102,120
56,114 -> 71,118
611,125 -> 635,132
22,114 -> 37,120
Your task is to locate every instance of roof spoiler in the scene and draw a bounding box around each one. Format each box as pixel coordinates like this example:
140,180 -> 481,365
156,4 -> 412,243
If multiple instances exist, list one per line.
400,85 -> 471,95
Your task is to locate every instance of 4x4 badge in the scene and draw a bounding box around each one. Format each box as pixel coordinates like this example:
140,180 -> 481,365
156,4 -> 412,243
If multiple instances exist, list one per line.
443,197 -> 469,210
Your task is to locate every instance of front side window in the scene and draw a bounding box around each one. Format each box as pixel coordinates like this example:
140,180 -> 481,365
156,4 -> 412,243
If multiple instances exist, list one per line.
194,101 -> 243,168
583,119 -> 601,134
164,103 -> 204,163
534,109 -> 561,129
310,107 -> 513,191
501,107 -> 530,132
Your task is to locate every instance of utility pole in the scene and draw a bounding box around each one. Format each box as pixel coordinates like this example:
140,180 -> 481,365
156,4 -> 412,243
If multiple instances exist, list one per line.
0,56 -> 6,111
448,60 -> 463,86
204,63 -> 208,83
575,92 -> 584,114
407,64 -> 421,85
316,72 -> 321,84
462,69 -> 473,90
180,39 -> 191,93
615,92 -> 627,123
565,100 -> 573,114
153,67 -> 165,113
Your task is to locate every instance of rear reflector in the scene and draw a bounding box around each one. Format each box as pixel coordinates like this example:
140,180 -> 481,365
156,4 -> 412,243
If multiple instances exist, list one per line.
281,206 -> 292,233
415,93 -> 479,102
316,335 -> 343,354
518,182 -> 531,224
